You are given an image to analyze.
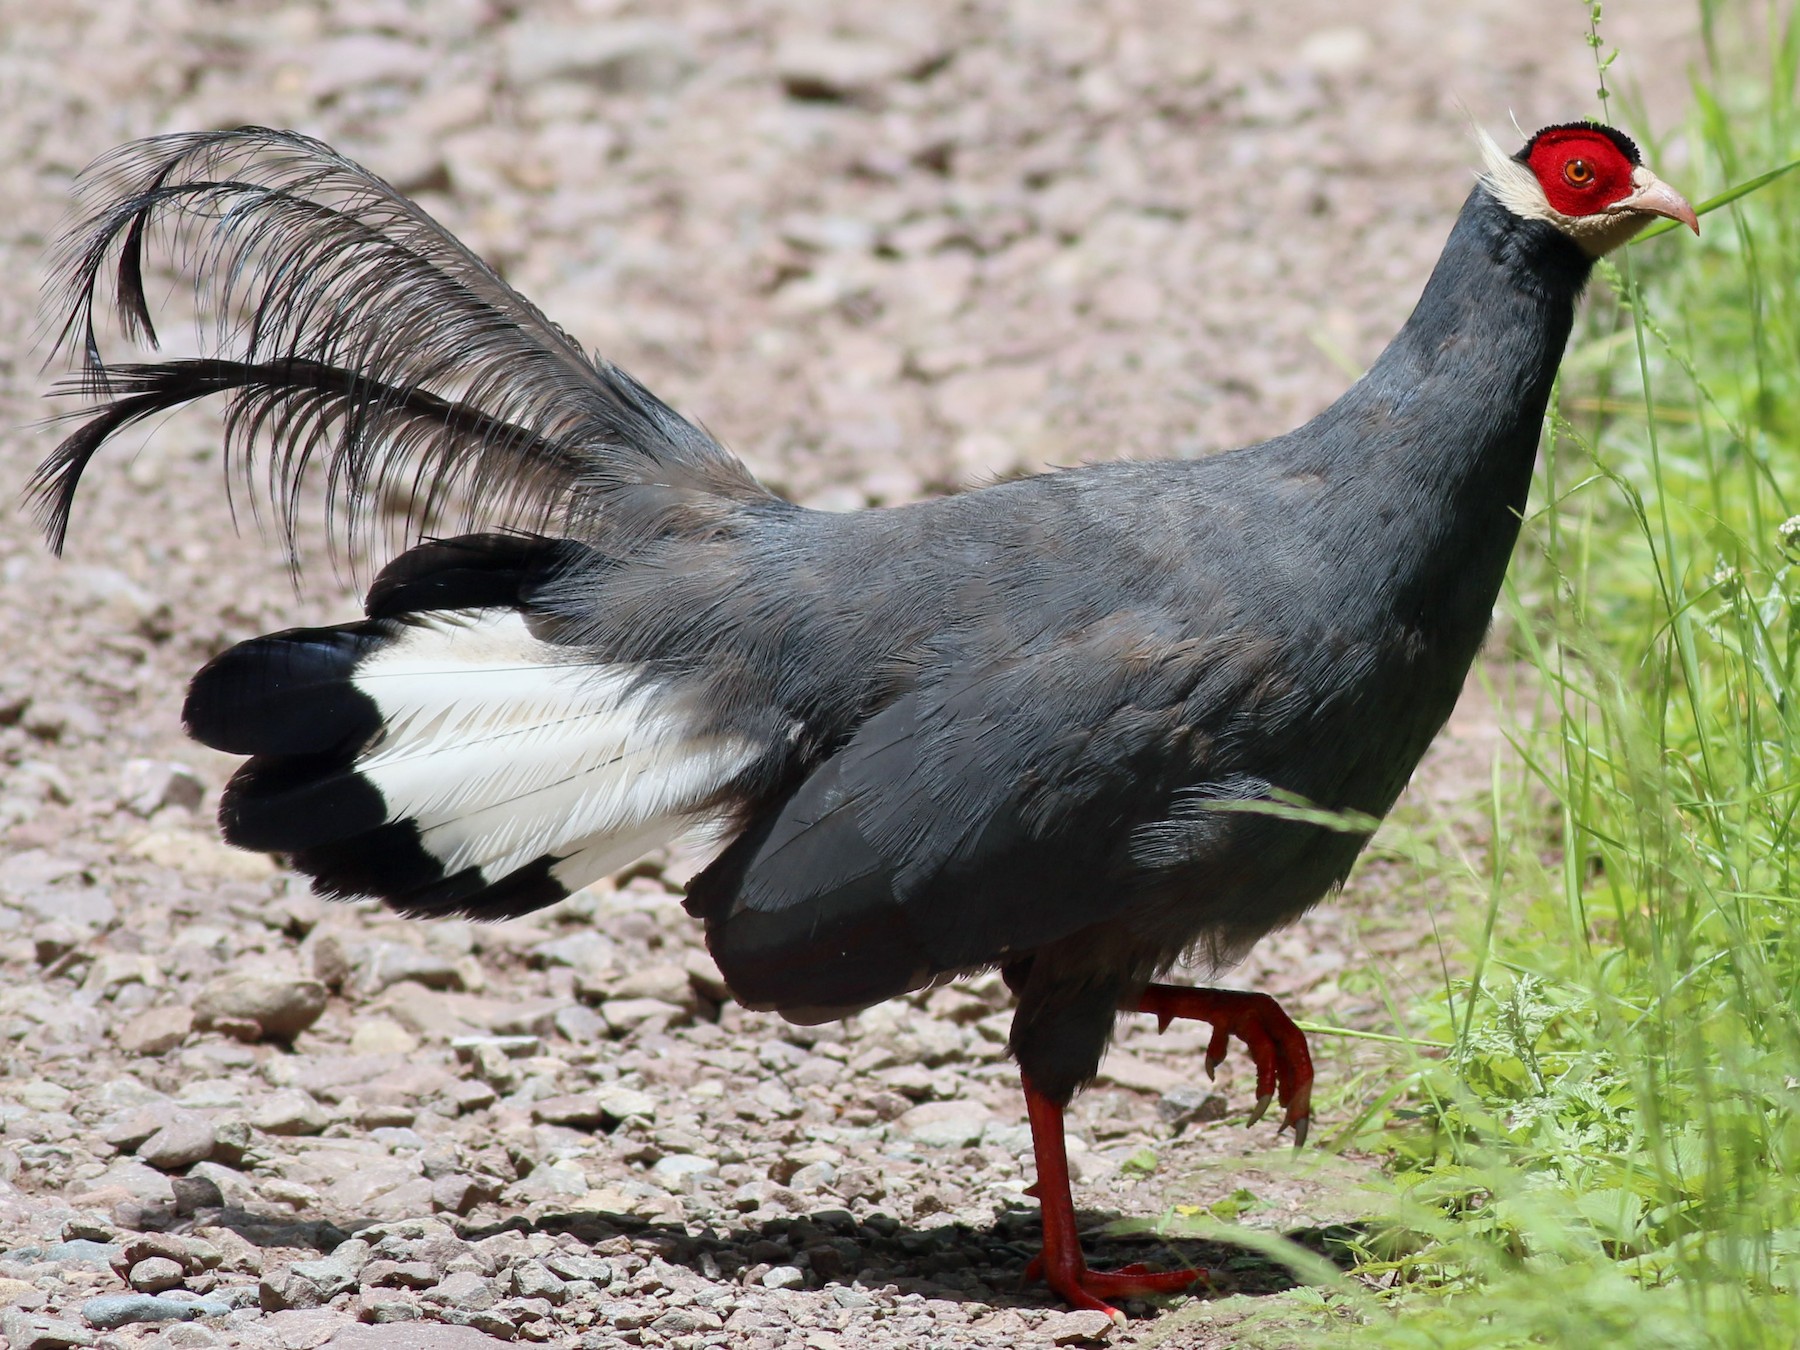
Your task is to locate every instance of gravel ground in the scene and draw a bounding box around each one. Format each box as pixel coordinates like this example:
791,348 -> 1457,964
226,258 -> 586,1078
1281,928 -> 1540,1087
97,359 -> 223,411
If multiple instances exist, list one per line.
0,2 -> 1697,1347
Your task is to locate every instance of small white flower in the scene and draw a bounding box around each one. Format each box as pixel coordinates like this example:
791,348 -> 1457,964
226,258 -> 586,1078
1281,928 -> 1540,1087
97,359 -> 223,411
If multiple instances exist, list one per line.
1779,515 -> 1800,550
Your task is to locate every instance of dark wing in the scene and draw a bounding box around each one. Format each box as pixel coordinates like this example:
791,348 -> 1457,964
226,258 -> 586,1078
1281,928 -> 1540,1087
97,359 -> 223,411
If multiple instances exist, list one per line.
32,127 -> 771,559
688,615 -> 1232,1017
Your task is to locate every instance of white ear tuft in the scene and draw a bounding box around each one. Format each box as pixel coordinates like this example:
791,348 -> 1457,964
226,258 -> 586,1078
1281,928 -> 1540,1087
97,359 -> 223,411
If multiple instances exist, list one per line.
1471,121 -> 1557,225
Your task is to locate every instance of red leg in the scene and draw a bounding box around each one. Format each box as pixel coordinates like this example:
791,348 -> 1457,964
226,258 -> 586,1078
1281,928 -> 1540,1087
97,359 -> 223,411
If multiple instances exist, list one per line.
1135,985 -> 1313,1145
1020,1072 -> 1205,1321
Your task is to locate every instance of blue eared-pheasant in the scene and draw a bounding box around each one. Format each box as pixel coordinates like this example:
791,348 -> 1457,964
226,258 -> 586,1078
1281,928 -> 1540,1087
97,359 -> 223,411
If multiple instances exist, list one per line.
33,121 -> 1695,1318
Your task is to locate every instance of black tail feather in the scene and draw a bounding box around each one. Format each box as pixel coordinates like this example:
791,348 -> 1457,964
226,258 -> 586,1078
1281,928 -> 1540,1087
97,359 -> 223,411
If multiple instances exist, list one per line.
185,531 -> 611,921
184,622 -> 387,758
219,755 -> 390,853
362,531 -> 592,619
285,825 -> 569,921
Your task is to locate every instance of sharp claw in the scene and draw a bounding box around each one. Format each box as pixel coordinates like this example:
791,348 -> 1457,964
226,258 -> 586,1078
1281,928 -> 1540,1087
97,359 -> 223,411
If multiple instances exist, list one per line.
1204,1055 -> 1221,1080
1292,1115 -> 1310,1149
1156,1013 -> 1173,1033
1246,1093 -> 1272,1127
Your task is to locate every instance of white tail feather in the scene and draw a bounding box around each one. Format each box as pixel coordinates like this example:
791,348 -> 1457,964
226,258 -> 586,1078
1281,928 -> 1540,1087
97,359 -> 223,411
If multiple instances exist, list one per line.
352,610 -> 757,883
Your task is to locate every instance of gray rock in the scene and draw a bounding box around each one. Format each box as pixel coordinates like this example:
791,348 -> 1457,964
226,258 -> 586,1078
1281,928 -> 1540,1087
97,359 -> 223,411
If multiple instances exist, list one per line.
760,1264 -> 806,1290
118,760 -> 205,816
788,1160 -> 838,1191
116,1234 -> 212,1275
504,1162 -> 588,1205
608,962 -> 696,1010
1158,1084 -> 1229,1128
137,1116 -> 217,1171
82,950 -> 161,997
116,1005 -> 194,1056
11,758 -> 74,805
897,1100 -> 994,1148
730,1179 -> 790,1213
81,1292 -> 228,1329
527,932 -> 617,977
758,1039 -> 809,1072
650,1154 -> 717,1183
422,1270 -> 497,1311
260,1309 -> 356,1345
441,1079 -> 498,1115
101,1103 -> 179,1151
251,1088 -> 331,1136
508,1261 -> 566,1304
324,1161 -> 430,1216
653,1306 -> 724,1333
52,882 -> 120,929
88,1158 -> 178,1207
349,942 -> 464,998
59,1215 -> 113,1244
282,1252 -> 361,1302
488,999 -> 572,1039
323,1322 -> 517,1347
362,1258 -> 438,1289
126,1256 -> 185,1292
3,1309 -> 94,1348
304,33 -> 433,98
983,1122 -> 1034,1153
541,1252 -> 610,1284
592,1086 -> 657,1124
194,972 -> 328,1040
551,1003 -> 606,1043
430,1173 -> 499,1215
361,1299 -> 423,1324
260,1266 -> 324,1312
39,1239 -> 121,1267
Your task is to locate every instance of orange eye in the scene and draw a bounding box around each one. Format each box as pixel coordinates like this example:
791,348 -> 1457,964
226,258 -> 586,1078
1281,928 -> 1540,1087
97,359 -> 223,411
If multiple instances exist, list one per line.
1564,159 -> 1594,186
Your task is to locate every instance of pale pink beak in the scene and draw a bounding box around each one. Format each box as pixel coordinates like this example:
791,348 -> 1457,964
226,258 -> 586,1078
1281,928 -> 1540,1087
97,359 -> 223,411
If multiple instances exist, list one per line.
1608,170 -> 1700,234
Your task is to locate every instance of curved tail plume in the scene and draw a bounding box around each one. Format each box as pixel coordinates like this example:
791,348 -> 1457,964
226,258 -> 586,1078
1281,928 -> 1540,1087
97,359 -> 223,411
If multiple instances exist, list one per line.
31,127 -> 770,560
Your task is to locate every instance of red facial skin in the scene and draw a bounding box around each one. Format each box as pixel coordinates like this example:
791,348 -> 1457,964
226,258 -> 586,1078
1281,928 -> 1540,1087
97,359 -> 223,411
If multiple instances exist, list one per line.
1526,129 -> 1638,217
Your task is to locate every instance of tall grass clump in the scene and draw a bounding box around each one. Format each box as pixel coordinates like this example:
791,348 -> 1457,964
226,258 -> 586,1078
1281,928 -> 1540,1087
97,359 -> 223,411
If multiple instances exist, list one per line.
1295,6 -> 1800,1346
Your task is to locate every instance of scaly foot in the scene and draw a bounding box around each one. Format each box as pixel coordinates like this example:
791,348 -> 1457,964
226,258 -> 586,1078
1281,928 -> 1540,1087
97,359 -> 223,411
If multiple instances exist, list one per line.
1135,984 -> 1314,1145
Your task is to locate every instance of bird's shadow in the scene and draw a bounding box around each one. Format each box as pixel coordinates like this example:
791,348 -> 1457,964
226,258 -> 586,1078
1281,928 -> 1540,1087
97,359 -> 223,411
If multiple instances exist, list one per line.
171,1198 -> 1362,1315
